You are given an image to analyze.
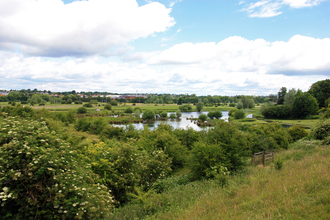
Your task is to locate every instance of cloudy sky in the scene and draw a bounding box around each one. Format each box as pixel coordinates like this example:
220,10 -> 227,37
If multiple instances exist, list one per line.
0,0 -> 329,95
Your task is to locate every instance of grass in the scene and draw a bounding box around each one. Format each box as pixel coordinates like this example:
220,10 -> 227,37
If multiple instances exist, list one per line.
110,142 -> 330,220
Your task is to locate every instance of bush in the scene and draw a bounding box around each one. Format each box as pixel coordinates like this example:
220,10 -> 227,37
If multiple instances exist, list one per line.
311,119 -> 330,140
274,159 -> 283,170
229,103 -> 236,107
199,114 -> 207,122
287,125 -> 308,142
142,110 -> 155,120
74,100 -> 82,104
77,107 -> 87,114
176,109 -> 182,118
207,110 -> 222,119
134,109 -> 141,117
261,105 -> 292,119
21,101 -> 28,104
110,100 -> 118,106
160,111 -> 168,118
124,107 -> 134,113
0,117 -> 114,219
104,103 -> 112,110
229,108 -> 237,117
169,113 -> 176,119
234,110 -> 245,119
76,117 -> 108,135
179,104 -> 192,112
237,102 -> 243,109
83,103 -> 93,108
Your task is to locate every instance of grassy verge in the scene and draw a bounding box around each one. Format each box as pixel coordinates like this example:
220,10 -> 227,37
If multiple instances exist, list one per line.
110,141 -> 330,220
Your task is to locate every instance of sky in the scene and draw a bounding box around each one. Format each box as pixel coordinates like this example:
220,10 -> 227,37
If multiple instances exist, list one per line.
0,0 -> 329,96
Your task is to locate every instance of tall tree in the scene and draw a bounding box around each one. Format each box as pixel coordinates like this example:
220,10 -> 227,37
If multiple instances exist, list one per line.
308,79 -> 330,107
283,88 -> 297,106
277,87 -> 287,105
196,99 -> 204,112
292,92 -> 318,119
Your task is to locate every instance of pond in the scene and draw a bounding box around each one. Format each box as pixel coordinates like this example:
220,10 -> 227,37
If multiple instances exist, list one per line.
114,111 -> 229,131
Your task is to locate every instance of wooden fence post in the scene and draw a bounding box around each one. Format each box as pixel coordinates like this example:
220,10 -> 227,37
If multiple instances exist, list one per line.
262,150 -> 265,167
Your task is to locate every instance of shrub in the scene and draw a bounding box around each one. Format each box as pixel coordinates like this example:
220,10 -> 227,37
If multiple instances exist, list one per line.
160,111 -> 168,118
207,110 -> 222,119
83,103 -> 93,108
134,109 -> 141,117
110,100 -> 118,106
169,113 -> 176,119
311,119 -> 330,140
237,102 -> 243,109
229,103 -> 236,107
199,114 -> 207,122
76,117 -> 108,135
176,109 -> 182,118
229,108 -> 237,117
0,117 -> 114,219
287,125 -> 308,142
124,107 -> 134,113
21,101 -> 28,104
179,104 -> 193,112
142,110 -> 155,120
234,110 -> 245,119
77,107 -> 87,114
74,100 -> 82,104
274,159 -> 283,170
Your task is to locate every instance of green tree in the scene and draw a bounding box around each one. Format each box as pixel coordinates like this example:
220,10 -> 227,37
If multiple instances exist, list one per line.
277,87 -> 287,105
234,110 -> 245,119
248,99 -> 255,108
160,111 -> 168,118
196,99 -> 203,112
176,109 -> 182,118
104,103 -> 112,110
308,79 -> 330,107
142,110 -> 155,120
292,92 -> 318,119
134,109 -> 141,117
283,88 -> 297,106
124,107 -> 134,113
236,102 -> 243,110
77,107 -> 87,114
199,114 -> 207,122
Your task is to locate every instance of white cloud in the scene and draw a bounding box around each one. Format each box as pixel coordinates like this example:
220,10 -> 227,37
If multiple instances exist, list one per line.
241,0 -> 325,17
169,0 -> 182,7
1,35 -> 329,95
0,0 -> 175,57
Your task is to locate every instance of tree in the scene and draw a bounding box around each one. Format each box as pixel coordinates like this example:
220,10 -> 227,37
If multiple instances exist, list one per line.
104,103 -> 112,110
176,109 -> 182,118
199,114 -> 207,122
142,110 -> 155,120
308,79 -> 330,108
208,110 -> 222,119
124,107 -> 133,113
196,99 -> 203,112
248,99 -> 255,108
283,88 -> 297,106
134,109 -> 141,117
292,92 -> 318,119
277,87 -> 287,105
236,102 -> 243,109
234,110 -> 245,119
177,97 -> 183,105
77,107 -> 87,114
160,111 -> 168,118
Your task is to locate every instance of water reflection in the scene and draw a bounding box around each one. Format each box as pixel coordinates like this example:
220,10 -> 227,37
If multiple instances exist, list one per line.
114,111 -> 229,131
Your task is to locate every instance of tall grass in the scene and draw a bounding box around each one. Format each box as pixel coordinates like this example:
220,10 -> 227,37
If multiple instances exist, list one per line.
110,143 -> 330,220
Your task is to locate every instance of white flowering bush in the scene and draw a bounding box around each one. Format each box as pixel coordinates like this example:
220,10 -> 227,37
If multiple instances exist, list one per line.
0,117 -> 113,219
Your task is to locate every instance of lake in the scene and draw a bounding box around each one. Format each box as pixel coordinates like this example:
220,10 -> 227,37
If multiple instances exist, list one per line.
114,111 -> 229,131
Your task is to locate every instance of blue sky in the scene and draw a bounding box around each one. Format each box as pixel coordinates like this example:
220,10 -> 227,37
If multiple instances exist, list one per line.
0,0 -> 329,95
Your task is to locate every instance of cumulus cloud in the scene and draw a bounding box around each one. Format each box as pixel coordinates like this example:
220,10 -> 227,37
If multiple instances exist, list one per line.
145,35 -> 330,76
1,34 -> 329,95
241,0 -> 325,17
0,0 -> 175,57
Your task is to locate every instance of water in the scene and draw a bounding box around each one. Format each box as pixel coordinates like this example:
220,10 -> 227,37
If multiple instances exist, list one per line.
114,111 -> 229,131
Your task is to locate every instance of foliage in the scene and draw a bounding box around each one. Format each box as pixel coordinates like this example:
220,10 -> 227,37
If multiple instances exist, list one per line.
229,103 -> 236,107
104,103 -> 112,110
196,99 -> 203,112
287,125 -> 308,142
0,117 -> 113,219
134,109 -> 141,117
308,79 -> 330,107
1,105 -> 35,118
228,108 -> 237,117
75,117 -> 108,135
274,159 -> 283,170
169,113 -> 176,119
199,114 -> 208,122
292,92 -> 318,119
311,119 -> 330,140
283,88 -> 297,106
85,140 -> 171,204
189,122 -> 248,180
124,107 -> 134,113
100,125 -> 124,140
261,105 -> 292,119
207,110 -> 222,119
160,111 -> 168,118
236,102 -> 243,109
246,123 -> 291,153
234,110 -> 245,119
179,104 -> 193,112
176,109 -> 182,118
142,110 -> 155,120
77,107 -> 87,114
248,99 -> 255,108
110,100 -> 118,106
83,103 -> 93,108
277,87 -> 287,105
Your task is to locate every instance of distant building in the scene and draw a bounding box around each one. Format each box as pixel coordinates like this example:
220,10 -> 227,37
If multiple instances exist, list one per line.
0,92 -> 9,96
